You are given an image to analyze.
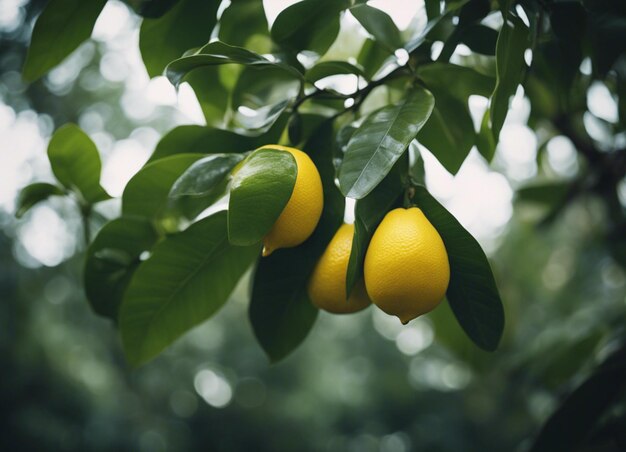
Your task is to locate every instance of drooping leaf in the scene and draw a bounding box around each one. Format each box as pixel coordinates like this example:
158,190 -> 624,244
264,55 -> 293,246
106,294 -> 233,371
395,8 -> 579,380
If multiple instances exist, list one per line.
413,185 -> 505,351
120,211 -> 260,365
166,40 -> 301,87
339,87 -> 434,199
47,124 -> 110,204
476,108 -> 496,161
270,0 -> 350,55
22,0 -> 107,81
122,154 -> 204,220
305,61 -> 365,84
249,121 -> 344,362
529,343 -> 626,452
84,217 -> 158,319
15,183 -> 65,218
148,115 -> 288,162
490,15 -> 529,140
229,65 -> 302,133
346,157 -> 406,296
417,62 -> 495,101
169,154 -> 244,199
417,89 -> 475,174
139,0 -> 220,77
350,4 -> 403,52
228,149 -> 297,246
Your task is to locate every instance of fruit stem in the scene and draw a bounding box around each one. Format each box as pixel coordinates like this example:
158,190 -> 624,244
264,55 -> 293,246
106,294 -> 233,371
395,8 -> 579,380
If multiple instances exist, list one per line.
403,186 -> 416,209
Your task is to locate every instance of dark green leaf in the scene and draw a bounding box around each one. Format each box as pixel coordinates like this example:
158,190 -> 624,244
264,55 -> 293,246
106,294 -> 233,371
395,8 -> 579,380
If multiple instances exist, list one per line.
16,183 -> 65,218
228,149 -> 297,246
417,89 -> 475,174
530,343 -> 626,452
218,0 -> 269,50
47,124 -> 110,204
339,87 -> 434,199
122,154 -> 204,220
270,0 -> 350,55
185,66 -> 230,126
166,40 -> 301,87
249,121 -> 344,363
490,15 -> 529,140
350,4 -> 403,52
417,62 -> 495,101
127,0 -> 181,18
459,24 -> 498,55
425,0 -> 441,20
305,61 -> 365,84
346,157 -> 406,296
413,185 -> 504,351
358,38 -> 391,80
84,217 -> 158,319
139,0 -> 220,77
229,65 -> 301,133
170,154 -> 244,198
22,0 -> 107,82
476,108 -> 495,161
148,115 -> 287,162
120,211 -> 260,365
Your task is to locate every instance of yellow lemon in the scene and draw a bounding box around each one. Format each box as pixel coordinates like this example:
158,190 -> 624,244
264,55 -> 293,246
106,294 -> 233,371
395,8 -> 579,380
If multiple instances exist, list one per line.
260,145 -> 323,256
364,207 -> 450,324
308,223 -> 371,314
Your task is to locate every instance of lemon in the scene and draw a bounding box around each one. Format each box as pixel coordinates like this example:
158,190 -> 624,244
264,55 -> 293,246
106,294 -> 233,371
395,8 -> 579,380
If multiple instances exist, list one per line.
364,207 -> 450,324
308,223 -> 371,314
260,145 -> 323,256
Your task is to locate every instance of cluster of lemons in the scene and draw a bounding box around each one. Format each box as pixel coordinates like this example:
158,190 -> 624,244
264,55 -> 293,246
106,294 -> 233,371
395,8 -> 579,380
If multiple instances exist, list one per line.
258,145 -> 450,325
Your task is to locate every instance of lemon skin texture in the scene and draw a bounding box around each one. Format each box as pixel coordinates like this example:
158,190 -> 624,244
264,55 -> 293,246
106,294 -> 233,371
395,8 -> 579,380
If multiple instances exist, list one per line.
364,207 -> 450,324
260,145 -> 323,256
308,223 -> 371,314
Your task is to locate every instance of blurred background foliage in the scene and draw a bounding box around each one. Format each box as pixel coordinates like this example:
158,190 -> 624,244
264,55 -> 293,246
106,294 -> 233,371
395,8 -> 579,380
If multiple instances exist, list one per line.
1,0 -> 625,451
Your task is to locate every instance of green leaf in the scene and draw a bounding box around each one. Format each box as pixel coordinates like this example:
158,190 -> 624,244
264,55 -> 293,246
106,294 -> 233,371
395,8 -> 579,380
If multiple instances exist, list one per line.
516,181 -> 572,208
249,121 -> 344,363
84,217 -> 158,319
476,108 -> 496,161
417,62 -> 495,101
169,154 -> 244,198
350,4 -> 403,52
425,0 -> 441,20
47,124 -> 110,204
22,0 -> 107,82
346,157 -> 406,297
122,154 -> 204,219
339,87 -> 434,199
228,149 -> 297,246
529,344 -> 626,452
305,61 -> 365,84
229,65 -> 302,133
185,66 -> 230,126
148,115 -> 287,162
15,183 -> 65,218
270,0 -> 350,55
139,0 -> 220,77
166,40 -> 301,87
127,0 -> 181,18
413,185 -> 504,351
490,15 -> 529,140
218,0 -> 269,49
358,38 -> 391,80
120,211 -> 260,366
417,89 -> 475,174
459,24 -> 498,55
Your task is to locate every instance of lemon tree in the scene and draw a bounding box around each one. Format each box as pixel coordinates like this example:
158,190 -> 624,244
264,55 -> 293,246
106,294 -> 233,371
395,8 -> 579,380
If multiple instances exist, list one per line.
16,0 -> 626,447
